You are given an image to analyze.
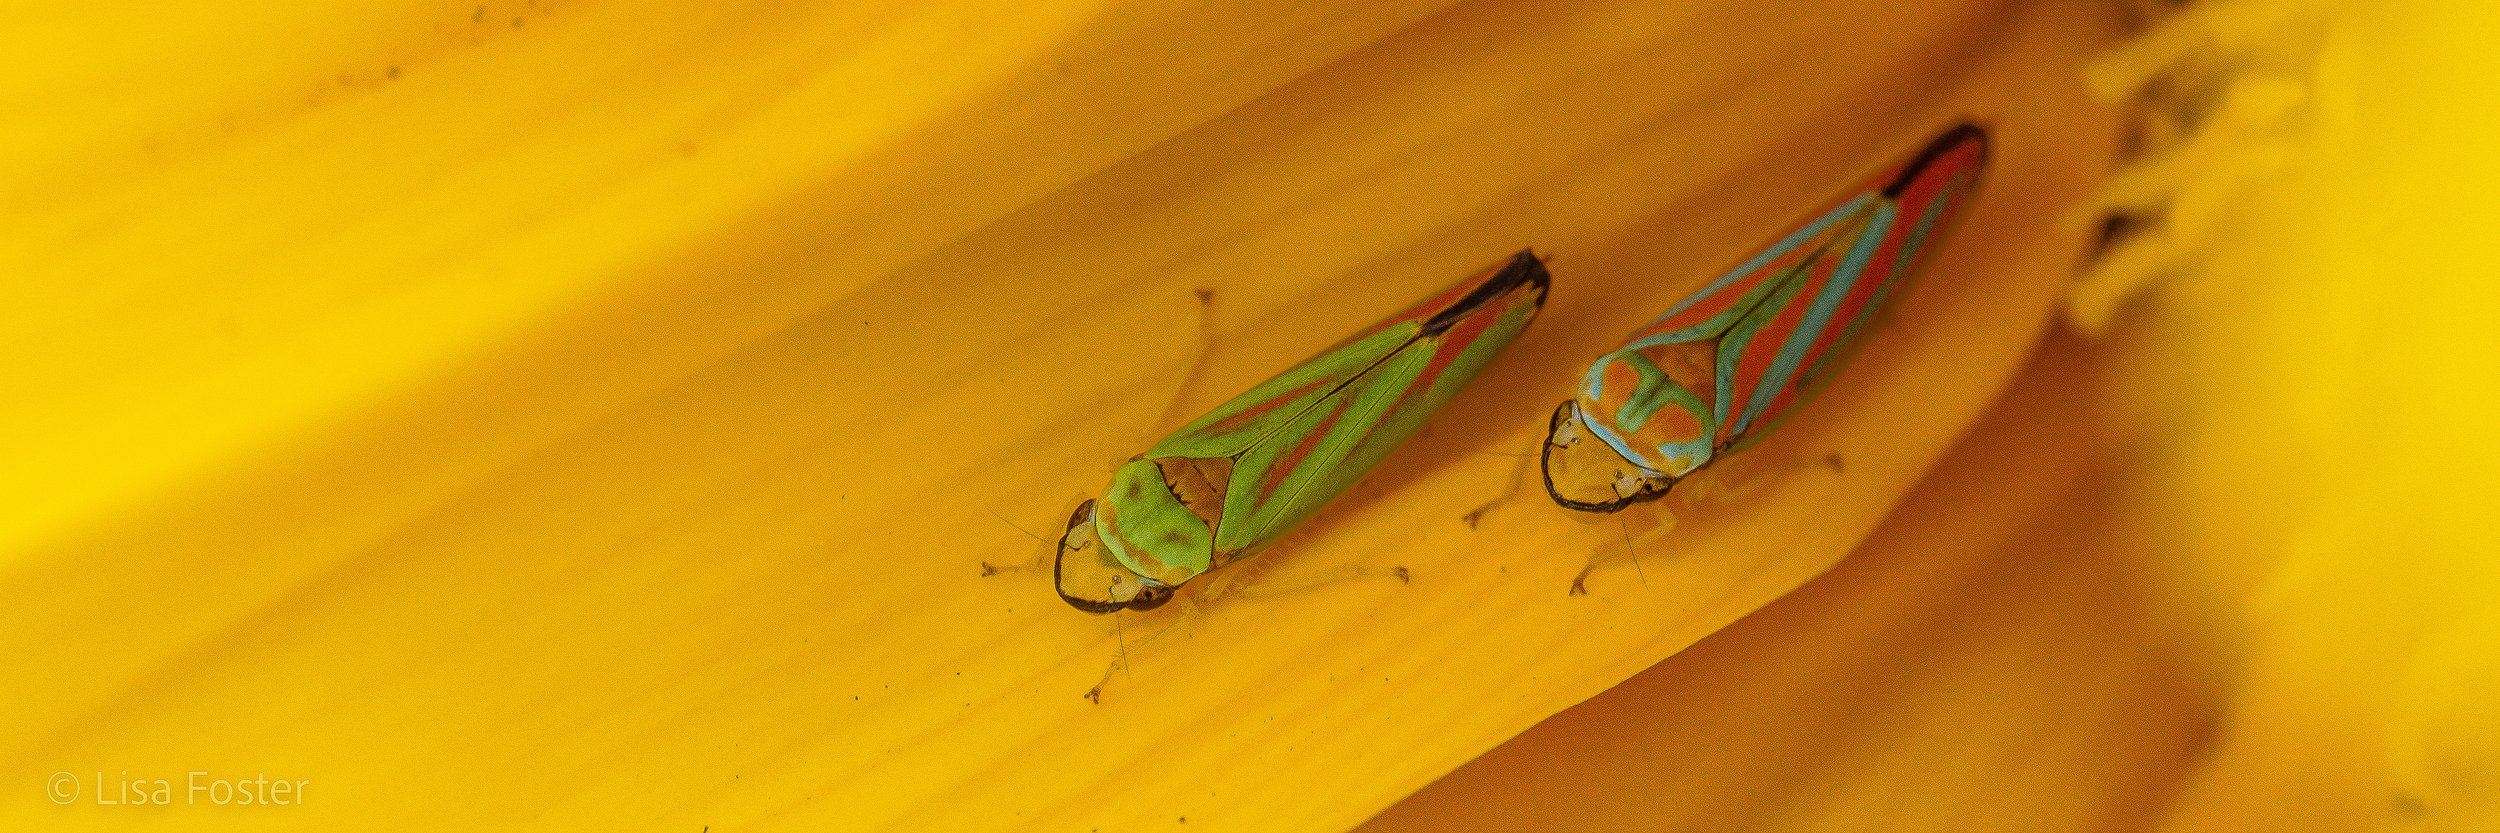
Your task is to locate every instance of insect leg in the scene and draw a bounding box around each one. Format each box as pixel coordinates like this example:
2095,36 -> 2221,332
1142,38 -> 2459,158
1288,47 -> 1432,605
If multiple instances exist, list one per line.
1568,509 -> 1676,595
1143,287 -> 1224,437
1460,446 -> 1540,529
978,507 -> 1058,576
1200,559 -> 1411,604
1081,598 -> 1199,703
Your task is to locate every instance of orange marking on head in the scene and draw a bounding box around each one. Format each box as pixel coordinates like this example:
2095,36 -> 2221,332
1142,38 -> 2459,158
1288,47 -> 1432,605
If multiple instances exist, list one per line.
1640,401 -> 1705,445
1599,359 -> 1640,410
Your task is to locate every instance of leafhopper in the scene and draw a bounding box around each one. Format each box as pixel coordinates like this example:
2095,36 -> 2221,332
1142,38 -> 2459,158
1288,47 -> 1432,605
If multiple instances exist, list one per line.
1543,124 -> 1989,511
1057,251 -> 1549,612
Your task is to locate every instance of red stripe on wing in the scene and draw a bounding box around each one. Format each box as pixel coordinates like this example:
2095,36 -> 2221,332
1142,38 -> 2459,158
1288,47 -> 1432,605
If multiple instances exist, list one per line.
1323,259 -> 1541,455
1256,399 -> 1350,506
1762,140 -> 1984,422
1294,258 -> 1507,358
1632,241 -> 1819,340
1339,285 -> 1529,454
1191,376 -> 1334,439
1718,242 -> 1846,443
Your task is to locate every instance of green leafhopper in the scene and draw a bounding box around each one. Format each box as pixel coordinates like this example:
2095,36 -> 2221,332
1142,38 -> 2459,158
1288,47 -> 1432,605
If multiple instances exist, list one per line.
1057,251 -> 1549,612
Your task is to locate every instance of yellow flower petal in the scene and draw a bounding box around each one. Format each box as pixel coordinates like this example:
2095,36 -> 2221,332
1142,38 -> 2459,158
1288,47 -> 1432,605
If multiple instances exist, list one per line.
2116,0 -> 2500,830
8,0 -> 1480,780
5,0 -> 2126,830
4,0 -> 1254,555
1378,0 -> 2500,830
1364,334 -> 2211,833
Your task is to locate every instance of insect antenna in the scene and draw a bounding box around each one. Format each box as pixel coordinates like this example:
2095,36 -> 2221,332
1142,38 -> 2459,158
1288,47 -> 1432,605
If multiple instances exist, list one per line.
988,508 -> 1050,543
1619,516 -> 1649,588
1146,287 -> 1224,434
1084,589 -> 1134,704
1113,610 -> 1131,681
1462,444 -> 1540,528
980,508 -> 1054,576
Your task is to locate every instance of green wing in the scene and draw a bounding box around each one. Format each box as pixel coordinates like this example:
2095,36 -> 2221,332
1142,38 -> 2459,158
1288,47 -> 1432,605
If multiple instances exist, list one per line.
1144,252 -> 1547,562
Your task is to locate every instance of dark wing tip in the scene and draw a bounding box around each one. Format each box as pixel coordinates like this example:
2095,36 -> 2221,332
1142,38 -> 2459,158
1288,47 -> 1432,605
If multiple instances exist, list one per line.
1881,122 -> 1991,199
1506,248 -> 1552,291
1419,249 -> 1550,337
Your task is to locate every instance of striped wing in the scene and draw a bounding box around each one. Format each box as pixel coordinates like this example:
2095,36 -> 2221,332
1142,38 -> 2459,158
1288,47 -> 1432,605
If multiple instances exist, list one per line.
1147,251 -> 1548,560
1626,124 -> 1987,449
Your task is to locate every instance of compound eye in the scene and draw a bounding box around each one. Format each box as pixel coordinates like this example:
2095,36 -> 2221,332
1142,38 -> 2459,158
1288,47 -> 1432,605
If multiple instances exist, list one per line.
1123,581 -> 1176,611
